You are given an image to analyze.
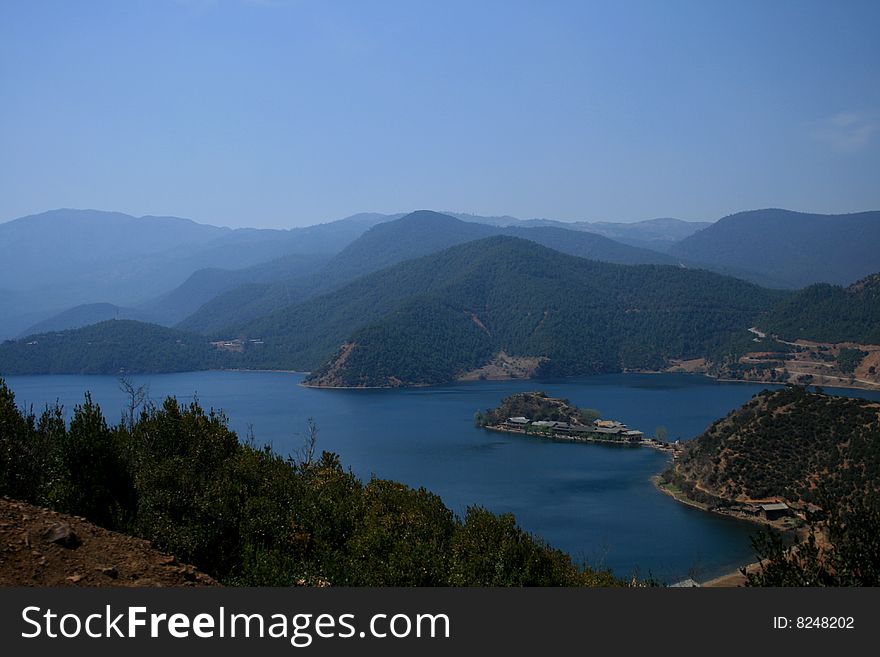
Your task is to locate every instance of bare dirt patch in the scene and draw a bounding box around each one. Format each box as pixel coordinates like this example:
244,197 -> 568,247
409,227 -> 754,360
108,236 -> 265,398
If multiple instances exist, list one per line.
457,352 -> 547,381
0,498 -> 216,587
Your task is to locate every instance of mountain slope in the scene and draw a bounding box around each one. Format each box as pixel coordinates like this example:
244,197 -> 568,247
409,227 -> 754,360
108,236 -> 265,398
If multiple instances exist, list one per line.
0,209 -> 390,339
305,238 -> 782,386
668,209 -> 880,288
217,236 -> 781,385
139,252 -> 332,326
661,386 -> 880,510
18,303 -> 152,337
496,216 -> 712,251
326,211 -> 683,286
757,273 -> 880,344
178,211 -> 688,334
0,320 -> 218,375
1,237 -> 785,378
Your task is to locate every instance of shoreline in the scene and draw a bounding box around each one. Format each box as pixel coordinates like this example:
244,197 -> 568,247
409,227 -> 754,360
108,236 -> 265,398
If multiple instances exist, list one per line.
651,475 -> 800,531
294,369 -> 880,393
215,368 -> 310,374
651,476 -> 807,586
6,368 -> 878,394
485,424 -> 680,453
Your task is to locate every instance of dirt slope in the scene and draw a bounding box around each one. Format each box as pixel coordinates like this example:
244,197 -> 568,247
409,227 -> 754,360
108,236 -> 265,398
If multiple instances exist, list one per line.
0,497 -> 216,587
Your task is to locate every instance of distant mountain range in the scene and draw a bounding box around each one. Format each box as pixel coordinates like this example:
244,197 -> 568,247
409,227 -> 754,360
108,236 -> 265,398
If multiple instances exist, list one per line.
0,233 -> 782,380
0,209 -> 391,339
2,205 -> 879,383
448,214 -> 712,251
669,209 -> 880,289
1,208 -> 707,340
175,211 -> 692,335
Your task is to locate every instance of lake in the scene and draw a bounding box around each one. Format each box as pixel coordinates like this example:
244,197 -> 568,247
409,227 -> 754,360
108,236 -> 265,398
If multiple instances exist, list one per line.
6,371 -> 880,583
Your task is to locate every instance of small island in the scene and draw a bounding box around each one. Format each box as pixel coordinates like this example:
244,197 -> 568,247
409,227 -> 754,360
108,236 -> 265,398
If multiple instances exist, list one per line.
476,392 -> 680,452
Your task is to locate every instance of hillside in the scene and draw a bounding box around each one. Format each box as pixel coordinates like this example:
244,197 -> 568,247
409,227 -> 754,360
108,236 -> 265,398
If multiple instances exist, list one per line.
139,251 -> 332,326
0,209 -> 388,340
0,498 -> 215,587
18,303 -> 152,337
177,211 -> 688,334
3,237 -> 782,378
449,213 -> 711,250
291,236 -> 782,386
660,386 -> 880,511
668,208 -> 880,288
479,392 -> 598,426
176,280 -> 315,335
0,320 -> 218,375
0,236 -> 787,379
317,210 -> 684,289
0,379 -> 619,586
758,273 -> 880,344
512,216 -> 712,251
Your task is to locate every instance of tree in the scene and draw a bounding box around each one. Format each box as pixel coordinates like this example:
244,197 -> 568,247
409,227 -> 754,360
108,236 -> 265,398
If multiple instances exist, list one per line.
655,426 -> 668,442
746,497 -> 880,586
118,375 -> 149,428
292,417 -> 318,468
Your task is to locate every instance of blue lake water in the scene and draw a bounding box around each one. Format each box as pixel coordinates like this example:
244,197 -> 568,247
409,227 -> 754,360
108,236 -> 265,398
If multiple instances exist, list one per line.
5,371 -> 880,583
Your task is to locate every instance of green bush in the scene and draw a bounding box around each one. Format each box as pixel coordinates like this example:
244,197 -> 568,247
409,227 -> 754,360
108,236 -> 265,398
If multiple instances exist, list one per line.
0,377 -> 621,587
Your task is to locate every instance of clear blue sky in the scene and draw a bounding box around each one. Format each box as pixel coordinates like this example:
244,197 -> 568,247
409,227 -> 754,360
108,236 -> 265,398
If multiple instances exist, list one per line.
1,0 -> 878,228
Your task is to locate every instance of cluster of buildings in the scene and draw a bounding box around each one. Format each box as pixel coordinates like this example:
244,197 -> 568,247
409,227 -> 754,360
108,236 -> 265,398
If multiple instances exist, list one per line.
210,338 -> 264,353
503,416 -> 646,443
725,501 -> 793,522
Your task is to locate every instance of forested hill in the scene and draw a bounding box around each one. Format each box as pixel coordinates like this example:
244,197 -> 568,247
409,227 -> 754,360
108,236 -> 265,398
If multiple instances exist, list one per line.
757,273 -> 880,344
668,208 -> 880,288
321,210 -> 683,288
177,210 -> 687,335
0,320 -> 219,375
293,236 -> 782,386
1,237 -> 784,379
661,386 -> 880,511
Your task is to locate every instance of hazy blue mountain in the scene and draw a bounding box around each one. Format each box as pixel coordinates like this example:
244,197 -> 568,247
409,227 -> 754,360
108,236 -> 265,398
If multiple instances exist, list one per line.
324,211 -> 683,285
177,211 -> 686,334
0,208 -> 391,339
668,209 -> 880,288
449,213 -> 711,250
18,303 -> 152,337
565,217 -> 712,251
176,281 -> 314,336
139,252 -> 333,325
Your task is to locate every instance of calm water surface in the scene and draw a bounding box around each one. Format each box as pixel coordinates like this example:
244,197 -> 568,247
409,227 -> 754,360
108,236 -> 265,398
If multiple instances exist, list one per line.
7,371 -> 879,582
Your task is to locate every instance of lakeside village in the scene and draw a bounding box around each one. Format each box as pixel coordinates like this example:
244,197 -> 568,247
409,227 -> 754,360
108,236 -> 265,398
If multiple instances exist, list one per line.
476,391 -> 683,455
486,415 -> 682,454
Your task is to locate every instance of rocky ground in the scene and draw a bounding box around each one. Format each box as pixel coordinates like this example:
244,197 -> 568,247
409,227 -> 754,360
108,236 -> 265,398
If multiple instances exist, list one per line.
0,497 -> 216,587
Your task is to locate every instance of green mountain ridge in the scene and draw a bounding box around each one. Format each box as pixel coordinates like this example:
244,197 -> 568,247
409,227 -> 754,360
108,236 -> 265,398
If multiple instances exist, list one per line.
757,273 -> 880,344
295,235 -> 783,386
176,210 -> 693,335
